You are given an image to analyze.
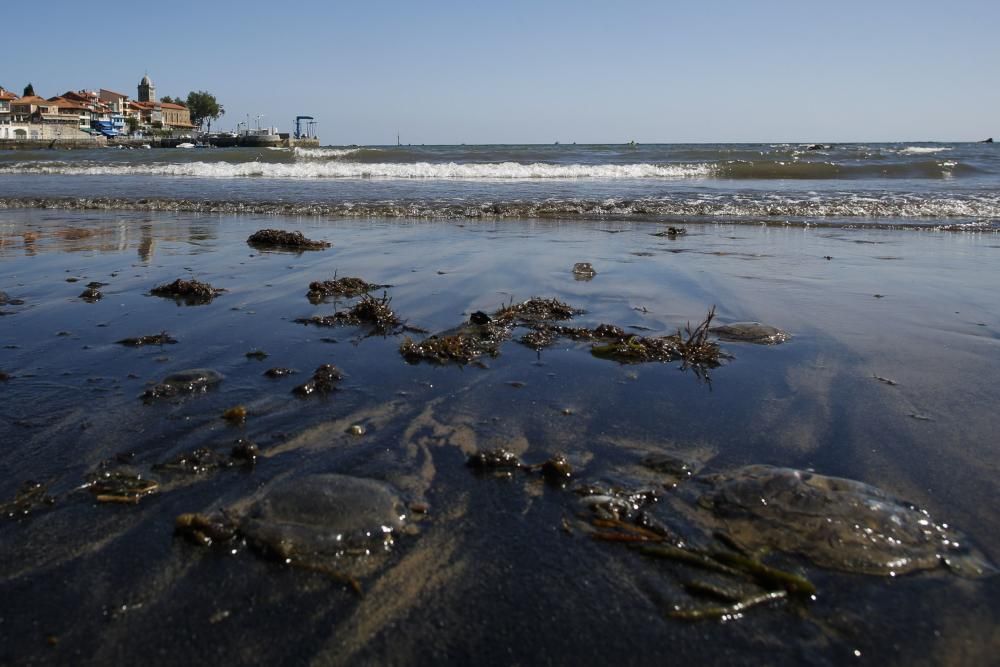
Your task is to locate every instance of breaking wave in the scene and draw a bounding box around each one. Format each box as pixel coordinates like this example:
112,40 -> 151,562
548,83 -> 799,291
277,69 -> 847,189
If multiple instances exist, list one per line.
1,157 -> 980,181
898,146 -> 952,155
292,147 -> 364,159
0,160 -> 715,180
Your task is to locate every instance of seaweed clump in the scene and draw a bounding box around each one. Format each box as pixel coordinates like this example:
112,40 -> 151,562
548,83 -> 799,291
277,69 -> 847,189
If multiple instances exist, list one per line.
592,308 -> 721,369
154,441 -> 258,475
117,332 -> 178,347
518,308 -> 721,369
521,323 -> 625,349
401,297 -> 582,365
400,319 -> 509,365
85,469 -> 159,504
292,364 -> 343,396
142,368 -> 223,401
150,278 -> 225,305
247,229 -> 330,250
80,287 -> 103,302
307,276 -> 388,302
296,294 -> 401,335
2,481 -> 56,520
467,448 -> 522,471
571,481 -> 815,621
494,297 -> 581,324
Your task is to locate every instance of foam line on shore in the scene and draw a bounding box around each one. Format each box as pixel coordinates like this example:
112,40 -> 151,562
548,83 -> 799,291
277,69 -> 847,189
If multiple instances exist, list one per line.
1,195 -> 998,228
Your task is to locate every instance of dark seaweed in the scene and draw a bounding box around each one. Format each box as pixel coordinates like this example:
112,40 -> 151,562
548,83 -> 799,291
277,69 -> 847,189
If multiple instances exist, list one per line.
150,279 -> 225,305
117,332 -> 178,347
296,294 -> 401,335
247,229 -> 330,250
292,364 -> 343,396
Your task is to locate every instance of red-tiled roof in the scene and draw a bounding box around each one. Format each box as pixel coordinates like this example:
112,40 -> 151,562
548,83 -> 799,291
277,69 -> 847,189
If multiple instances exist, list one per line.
48,97 -> 90,111
160,102 -> 187,110
12,96 -> 50,106
62,91 -> 95,103
0,91 -> 17,101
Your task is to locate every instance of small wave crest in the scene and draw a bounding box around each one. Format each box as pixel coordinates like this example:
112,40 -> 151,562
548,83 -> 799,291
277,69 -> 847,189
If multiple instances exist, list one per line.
293,147 -> 364,159
716,159 -> 975,179
0,160 -> 715,180
899,146 -> 952,155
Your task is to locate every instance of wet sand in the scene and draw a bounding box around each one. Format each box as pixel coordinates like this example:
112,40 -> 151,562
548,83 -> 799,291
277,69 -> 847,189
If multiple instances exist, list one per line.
1,210 -> 998,665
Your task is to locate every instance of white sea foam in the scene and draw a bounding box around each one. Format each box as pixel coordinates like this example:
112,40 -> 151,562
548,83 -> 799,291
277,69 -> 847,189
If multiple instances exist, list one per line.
0,160 -> 714,180
899,146 -> 952,155
293,147 -> 364,159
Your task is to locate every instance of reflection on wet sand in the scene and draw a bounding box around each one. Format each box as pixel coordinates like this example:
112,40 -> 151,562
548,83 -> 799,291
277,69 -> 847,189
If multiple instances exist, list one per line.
0,210 -> 998,665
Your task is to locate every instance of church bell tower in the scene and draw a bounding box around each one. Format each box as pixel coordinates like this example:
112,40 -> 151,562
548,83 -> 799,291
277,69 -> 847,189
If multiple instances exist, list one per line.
138,74 -> 155,103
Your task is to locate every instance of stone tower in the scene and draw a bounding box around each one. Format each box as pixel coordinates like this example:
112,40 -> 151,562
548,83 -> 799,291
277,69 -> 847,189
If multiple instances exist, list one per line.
138,74 -> 156,103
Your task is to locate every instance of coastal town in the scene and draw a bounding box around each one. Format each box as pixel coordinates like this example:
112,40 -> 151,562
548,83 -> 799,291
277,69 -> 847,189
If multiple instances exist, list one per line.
0,75 -> 197,144
0,75 -> 318,148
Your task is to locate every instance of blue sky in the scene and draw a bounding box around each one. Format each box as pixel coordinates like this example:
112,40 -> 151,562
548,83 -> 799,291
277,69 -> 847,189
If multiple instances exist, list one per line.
3,1 -> 997,144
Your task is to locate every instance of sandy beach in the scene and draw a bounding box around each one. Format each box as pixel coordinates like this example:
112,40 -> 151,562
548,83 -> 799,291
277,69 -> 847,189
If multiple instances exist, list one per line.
1,209 -> 998,664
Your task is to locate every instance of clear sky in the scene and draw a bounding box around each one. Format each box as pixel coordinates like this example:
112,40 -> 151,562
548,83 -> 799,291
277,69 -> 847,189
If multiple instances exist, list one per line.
3,1 -> 997,144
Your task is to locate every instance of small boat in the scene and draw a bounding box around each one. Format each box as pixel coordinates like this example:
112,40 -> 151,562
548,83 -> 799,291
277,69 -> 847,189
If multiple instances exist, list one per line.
177,142 -> 195,149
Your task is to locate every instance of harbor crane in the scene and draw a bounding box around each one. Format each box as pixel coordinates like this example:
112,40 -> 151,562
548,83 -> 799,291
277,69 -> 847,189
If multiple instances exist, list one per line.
294,116 -> 316,140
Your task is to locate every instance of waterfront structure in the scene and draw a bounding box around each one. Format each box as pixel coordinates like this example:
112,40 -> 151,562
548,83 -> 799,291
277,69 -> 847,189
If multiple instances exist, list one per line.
131,75 -> 195,135
99,89 -> 131,135
0,75 -> 201,146
47,96 -> 94,132
0,86 -> 15,139
7,96 -> 79,140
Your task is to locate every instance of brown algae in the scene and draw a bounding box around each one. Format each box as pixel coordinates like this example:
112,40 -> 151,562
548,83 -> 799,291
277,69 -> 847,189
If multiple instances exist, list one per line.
247,229 -> 330,250
150,278 -> 225,305
117,332 -> 178,347
307,276 -> 389,302
292,364 -> 343,396
296,294 -> 401,335
86,469 -> 159,504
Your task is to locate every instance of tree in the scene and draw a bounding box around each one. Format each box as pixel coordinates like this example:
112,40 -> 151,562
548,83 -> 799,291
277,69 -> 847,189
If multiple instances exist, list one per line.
185,91 -> 224,133
160,96 -> 173,104
23,82 -> 35,97
127,116 -> 140,134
